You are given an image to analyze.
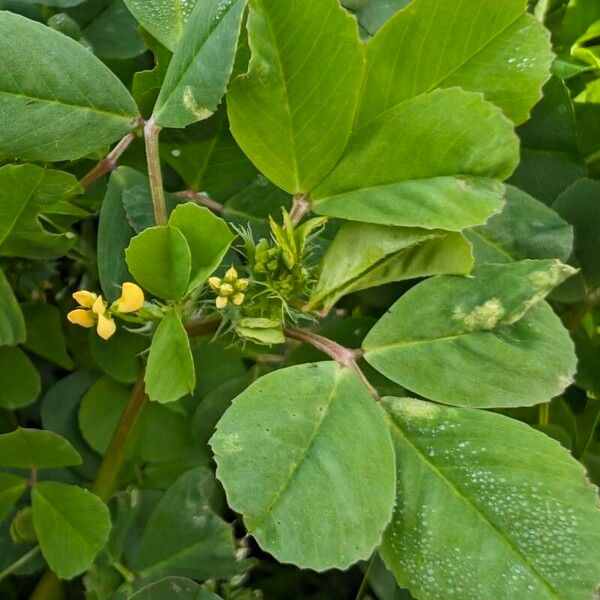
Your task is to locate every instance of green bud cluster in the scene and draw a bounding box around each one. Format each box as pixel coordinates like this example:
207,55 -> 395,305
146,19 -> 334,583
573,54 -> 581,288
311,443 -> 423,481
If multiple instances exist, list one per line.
253,239 -> 307,299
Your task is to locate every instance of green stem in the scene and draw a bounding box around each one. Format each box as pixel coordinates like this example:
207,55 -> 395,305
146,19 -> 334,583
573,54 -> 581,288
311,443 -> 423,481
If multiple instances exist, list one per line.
92,374 -> 148,501
539,402 -> 550,426
28,374 -> 148,600
284,326 -> 379,399
354,553 -> 376,600
143,117 -> 167,225
79,131 -> 136,189
289,193 -> 312,225
175,189 -> 224,213
0,546 -> 41,583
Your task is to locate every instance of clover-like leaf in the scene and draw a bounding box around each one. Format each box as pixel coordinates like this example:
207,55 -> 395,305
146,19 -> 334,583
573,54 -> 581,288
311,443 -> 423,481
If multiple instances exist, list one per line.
0,11 -> 139,161
381,397 -> 600,600
356,0 -> 553,126
0,428 -> 81,470
32,482 -> 111,580
211,361 -> 396,570
312,88 -> 518,229
363,261 -> 577,407
227,0 -> 364,193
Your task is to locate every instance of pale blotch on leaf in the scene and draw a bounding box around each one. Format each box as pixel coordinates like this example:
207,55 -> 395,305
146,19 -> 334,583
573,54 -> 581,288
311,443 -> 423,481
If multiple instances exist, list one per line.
183,86 -> 213,121
391,397 -> 440,421
453,298 -> 505,331
529,261 -> 577,290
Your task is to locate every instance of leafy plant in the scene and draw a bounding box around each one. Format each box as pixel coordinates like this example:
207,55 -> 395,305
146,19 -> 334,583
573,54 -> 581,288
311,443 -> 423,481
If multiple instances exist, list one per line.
0,0 -> 599,599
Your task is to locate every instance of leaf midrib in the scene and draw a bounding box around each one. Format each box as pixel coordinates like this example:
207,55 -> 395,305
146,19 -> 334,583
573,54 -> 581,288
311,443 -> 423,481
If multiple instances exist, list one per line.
359,7 -> 526,130
153,0 -> 242,121
386,414 -> 562,600
139,531 -> 229,578
34,487 -> 97,556
0,169 -> 45,249
312,175 -> 501,204
0,90 -> 136,121
248,368 -> 343,530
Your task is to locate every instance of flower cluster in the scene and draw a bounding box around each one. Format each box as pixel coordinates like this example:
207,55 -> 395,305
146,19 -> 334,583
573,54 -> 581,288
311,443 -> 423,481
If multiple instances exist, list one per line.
67,282 -> 144,340
253,238 -> 305,298
209,267 -> 249,309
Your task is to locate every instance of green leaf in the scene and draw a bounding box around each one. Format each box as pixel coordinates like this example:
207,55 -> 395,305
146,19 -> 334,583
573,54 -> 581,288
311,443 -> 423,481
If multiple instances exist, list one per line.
0,428 -> 81,469
311,224 -> 473,309
22,303 -> 72,369
145,309 -> 195,403
380,397 -> 600,600
556,0 -> 600,47
312,88 -> 518,228
32,482 -> 111,579
192,375 -> 252,454
132,30 -> 172,118
466,185 -> 574,265
18,0 -> 85,6
509,76 -> 586,205
190,338 -> 247,400
0,11 -> 139,162
89,329 -> 148,384
0,267 -> 25,346
0,473 -> 26,524
211,361 -> 396,570
168,203 -> 234,292
125,225 -> 191,300
122,186 -> 182,233
553,178 -> 600,290
363,261 -> 577,407
41,371 -> 101,478
98,168 -> 143,302
342,0 -> 410,36
0,164 -> 80,259
0,347 -> 40,410
129,577 -> 221,600
79,376 -> 191,462
153,0 -> 248,128
76,0 -> 146,60
357,0 -> 553,127
161,108 -> 258,202
222,176 -> 292,237
137,467 -> 248,580
227,0 -> 364,194
124,0 -> 199,52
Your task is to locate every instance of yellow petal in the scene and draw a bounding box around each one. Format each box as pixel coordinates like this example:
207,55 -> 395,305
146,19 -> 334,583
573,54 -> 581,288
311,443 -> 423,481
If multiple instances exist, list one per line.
208,277 -> 222,291
225,266 -> 238,280
236,279 -> 249,291
92,295 -> 106,315
219,283 -> 234,296
216,296 -> 228,309
96,313 -> 116,340
118,282 -> 145,313
232,293 -> 245,306
72,290 -> 97,308
67,309 -> 96,328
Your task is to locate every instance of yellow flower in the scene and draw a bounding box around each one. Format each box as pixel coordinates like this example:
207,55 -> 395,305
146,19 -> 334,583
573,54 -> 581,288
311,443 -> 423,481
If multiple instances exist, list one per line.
208,277 -> 221,292
215,296 -> 228,309
210,268 -> 250,309
115,282 -> 144,313
68,290 -> 116,340
67,309 -> 95,328
72,290 -> 97,308
224,266 -> 238,281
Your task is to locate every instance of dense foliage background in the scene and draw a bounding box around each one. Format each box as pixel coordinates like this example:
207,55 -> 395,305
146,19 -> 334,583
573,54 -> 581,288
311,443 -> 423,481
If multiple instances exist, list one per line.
0,0 -> 599,599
